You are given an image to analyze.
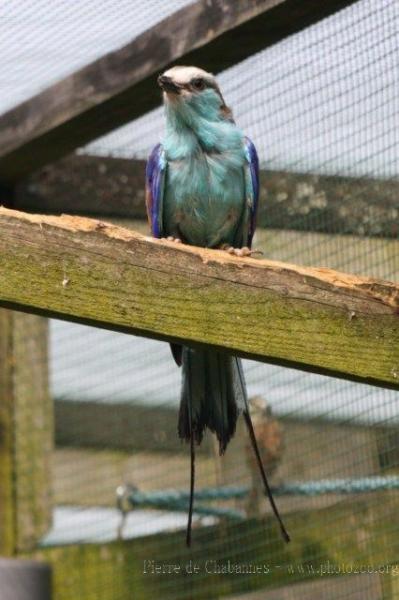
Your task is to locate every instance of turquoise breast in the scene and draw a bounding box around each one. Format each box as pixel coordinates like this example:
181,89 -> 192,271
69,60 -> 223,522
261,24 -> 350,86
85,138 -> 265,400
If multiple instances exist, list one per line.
164,147 -> 246,248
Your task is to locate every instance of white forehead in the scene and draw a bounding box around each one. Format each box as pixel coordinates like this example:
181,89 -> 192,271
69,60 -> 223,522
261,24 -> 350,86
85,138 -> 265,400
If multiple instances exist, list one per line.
163,66 -> 216,85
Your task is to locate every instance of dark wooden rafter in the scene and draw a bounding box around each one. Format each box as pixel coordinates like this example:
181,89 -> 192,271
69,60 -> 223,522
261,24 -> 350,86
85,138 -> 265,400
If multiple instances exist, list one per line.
15,154 -> 399,238
0,0 -> 358,183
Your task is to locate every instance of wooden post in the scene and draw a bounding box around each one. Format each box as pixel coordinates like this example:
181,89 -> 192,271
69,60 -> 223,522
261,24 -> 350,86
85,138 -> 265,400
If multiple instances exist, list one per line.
13,314 -> 53,551
0,310 -> 53,554
0,310 -> 15,555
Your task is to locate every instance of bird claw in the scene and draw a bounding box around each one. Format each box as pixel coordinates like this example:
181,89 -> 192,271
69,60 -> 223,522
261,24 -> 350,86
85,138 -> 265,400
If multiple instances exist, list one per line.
163,236 -> 182,244
221,245 -> 263,257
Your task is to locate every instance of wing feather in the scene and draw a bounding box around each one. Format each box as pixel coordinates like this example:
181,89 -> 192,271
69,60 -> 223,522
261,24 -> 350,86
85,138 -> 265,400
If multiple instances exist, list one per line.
145,143 -> 166,238
243,137 -> 259,248
145,144 -> 183,364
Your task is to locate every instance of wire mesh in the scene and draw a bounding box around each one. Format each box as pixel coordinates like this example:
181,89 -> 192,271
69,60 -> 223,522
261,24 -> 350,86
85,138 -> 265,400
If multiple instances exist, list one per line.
0,0 -> 195,114
1,0 -> 399,599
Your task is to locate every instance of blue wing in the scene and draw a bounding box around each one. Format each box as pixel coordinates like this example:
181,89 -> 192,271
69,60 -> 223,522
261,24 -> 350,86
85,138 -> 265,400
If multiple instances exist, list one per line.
145,143 -> 166,238
145,144 -> 183,365
243,137 -> 259,248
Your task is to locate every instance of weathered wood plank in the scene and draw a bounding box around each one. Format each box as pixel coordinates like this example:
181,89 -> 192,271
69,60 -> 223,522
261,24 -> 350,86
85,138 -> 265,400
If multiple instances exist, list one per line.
52,418 -> 380,511
53,448 -> 217,507
12,314 -> 53,552
30,214 -> 395,302
14,154 -> 399,238
0,0 -> 358,182
69,218 -> 399,282
54,400 -> 212,453
0,310 -> 16,555
0,207 -> 398,388
0,311 -> 53,554
252,229 -> 399,282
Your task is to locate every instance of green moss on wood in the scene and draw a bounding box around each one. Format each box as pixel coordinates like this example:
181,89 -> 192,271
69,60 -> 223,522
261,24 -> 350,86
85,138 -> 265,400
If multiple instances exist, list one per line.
0,309 -> 53,554
0,310 -> 16,554
25,495 -> 399,600
0,209 -> 398,388
13,313 -> 53,551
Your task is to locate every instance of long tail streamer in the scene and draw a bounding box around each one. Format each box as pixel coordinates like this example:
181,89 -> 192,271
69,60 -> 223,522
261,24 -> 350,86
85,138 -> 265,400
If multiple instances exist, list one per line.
243,409 -> 290,543
186,433 -> 195,547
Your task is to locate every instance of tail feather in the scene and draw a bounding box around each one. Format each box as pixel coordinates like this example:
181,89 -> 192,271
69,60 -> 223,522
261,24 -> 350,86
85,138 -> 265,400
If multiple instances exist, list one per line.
178,347 -> 207,445
206,352 -> 238,454
179,347 -> 242,546
179,349 -> 290,545
235,356 -> 290,542
186,432 -> 195,547
178,348 -> 242,453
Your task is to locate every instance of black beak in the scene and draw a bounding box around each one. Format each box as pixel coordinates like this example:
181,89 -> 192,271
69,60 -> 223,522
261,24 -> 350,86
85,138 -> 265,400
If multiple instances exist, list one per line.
157,75 -> 181,94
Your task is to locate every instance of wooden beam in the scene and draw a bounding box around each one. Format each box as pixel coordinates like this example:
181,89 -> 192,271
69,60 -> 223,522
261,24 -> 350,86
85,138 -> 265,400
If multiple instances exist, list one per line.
52,418 -> 380,510
54,400 -> 212,453
0,310 -> 53,554
15,154 -> 399,238
0,310 -> 16,555
0,0 -> 358,182
53,447 -> 217,507
0,207 -> 398,388
16,155 -> 147,219
12,314 -> 53,552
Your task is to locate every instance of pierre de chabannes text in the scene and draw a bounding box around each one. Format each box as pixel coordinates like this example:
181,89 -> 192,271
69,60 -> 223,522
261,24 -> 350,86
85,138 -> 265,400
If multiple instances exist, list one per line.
143,560 -> 399,576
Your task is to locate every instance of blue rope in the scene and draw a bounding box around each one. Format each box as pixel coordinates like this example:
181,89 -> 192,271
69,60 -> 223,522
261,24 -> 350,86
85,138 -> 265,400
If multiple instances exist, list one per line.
131,487 -> 248,504
274,476 -> 399,496
125,476 -> 399,520
128,488 -> 246,520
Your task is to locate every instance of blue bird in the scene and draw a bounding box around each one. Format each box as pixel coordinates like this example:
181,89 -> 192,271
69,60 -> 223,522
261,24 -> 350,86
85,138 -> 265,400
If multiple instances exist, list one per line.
146,66 -> 289,546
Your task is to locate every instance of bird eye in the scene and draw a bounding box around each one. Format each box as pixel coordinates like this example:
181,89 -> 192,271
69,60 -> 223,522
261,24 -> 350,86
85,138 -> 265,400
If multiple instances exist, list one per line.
192,78 -> 205,91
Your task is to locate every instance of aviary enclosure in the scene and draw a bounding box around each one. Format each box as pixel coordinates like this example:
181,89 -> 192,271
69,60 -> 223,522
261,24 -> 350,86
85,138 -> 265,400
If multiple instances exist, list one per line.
0,1 -> 398,599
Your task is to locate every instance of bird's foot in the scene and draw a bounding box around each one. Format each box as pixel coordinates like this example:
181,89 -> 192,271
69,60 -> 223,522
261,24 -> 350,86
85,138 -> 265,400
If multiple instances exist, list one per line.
163,236 -> 182,244
221,245 -> 263,257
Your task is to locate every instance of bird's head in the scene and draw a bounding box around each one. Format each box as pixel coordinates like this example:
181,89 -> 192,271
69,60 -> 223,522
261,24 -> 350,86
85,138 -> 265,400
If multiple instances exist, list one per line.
158,66 -> 233,124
